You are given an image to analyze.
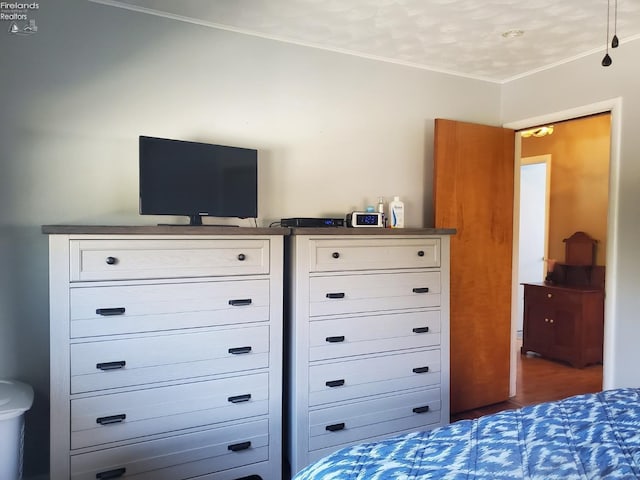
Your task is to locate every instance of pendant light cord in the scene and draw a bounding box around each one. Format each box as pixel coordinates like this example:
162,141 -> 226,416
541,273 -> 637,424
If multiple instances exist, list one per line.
602,0 -> 613,66
606,0 -> 610,52
612,0 -> 620,48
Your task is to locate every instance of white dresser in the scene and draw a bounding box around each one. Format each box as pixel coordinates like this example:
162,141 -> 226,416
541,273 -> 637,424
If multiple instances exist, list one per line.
44,226 -> 286,480
285,229 -> 453,476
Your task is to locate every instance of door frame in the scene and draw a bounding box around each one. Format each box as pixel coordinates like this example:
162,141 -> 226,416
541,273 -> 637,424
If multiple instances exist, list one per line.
504,98 -> 622,395
517,155 -> 551,331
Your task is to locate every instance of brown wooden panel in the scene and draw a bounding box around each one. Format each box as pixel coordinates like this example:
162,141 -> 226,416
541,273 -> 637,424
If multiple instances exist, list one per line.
434,118 -> 515,413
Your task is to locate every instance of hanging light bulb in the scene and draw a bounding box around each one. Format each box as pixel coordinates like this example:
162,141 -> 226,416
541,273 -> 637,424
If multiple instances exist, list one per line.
611,0 -> 619,48
602,0 -> 613,66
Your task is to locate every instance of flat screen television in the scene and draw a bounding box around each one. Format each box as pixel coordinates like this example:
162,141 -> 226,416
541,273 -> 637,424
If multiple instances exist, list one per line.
139,136 -> 258,225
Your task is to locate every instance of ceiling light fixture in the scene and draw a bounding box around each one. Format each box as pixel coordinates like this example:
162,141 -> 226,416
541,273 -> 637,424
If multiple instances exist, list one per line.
602,0 -> 620,67
521,126 -> 554,138
501,29 -> 524,38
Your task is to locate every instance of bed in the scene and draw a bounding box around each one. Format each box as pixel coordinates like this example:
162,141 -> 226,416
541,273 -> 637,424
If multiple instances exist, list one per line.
293,388 -> 640,480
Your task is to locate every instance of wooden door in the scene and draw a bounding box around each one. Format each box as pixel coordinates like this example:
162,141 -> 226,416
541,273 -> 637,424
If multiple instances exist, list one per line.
434,118 -> 515,414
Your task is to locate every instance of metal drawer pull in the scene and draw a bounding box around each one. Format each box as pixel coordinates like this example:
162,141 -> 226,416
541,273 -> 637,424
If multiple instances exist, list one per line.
413,405 -> 430,414
228,441 -> 251,452
325,379 -> 345,388
325,422 -> 345,432
96,414 -> 126,425
412,287 -> 430,293
95,307 -> 125,316
326,293 -> 345,299
228,394 -> 252,403
105,256 -> 118,265
96,361 -> 126,371
326,336 -> 345,343
237,253 -> 246,261
417,250 -> 425,257
96,467 -> 126,479
412,327 -> 430,334
228,346 -> 252,355
412,366 -> 430,374
229,299 -> 252,306
332,252 -> 340,259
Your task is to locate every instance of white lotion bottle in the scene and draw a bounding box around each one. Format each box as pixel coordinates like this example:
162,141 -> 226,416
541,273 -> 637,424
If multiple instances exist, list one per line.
389,196 -> 405,228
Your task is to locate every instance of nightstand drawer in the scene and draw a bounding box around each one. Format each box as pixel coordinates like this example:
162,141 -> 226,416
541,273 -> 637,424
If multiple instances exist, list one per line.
71,373 -> 269,449
309,349 -> 441,406
70,419 -> 269,480
309,238 -> 439,272
70,239 -> 269,281
308,388 -> 442,452
71,325 -> 269,393
310,310 -> 441,361
524,285 -> 582,307
309,272 -> 440,316
70,279 -> 269,337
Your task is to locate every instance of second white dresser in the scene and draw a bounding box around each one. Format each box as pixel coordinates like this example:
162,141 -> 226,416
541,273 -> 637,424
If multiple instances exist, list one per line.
285,229 -> 452,476
45,226 -> 286,480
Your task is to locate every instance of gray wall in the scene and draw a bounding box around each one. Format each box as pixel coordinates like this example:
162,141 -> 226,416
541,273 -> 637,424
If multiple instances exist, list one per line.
0,1 -> 501,477
502,40 -> 640,390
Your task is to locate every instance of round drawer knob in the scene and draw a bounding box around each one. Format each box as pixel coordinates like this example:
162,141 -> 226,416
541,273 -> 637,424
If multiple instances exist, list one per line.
417,250 -> 425,257
545,318 -> 549,322
550,319 -> 554,324
105,256 -> 118,265
332,252 -> 340,259
237,253 -> 246,261
547,293 -> 552,298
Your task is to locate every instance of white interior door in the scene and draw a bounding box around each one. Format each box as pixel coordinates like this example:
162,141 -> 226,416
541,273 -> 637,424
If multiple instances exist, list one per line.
517,155 -> 551,332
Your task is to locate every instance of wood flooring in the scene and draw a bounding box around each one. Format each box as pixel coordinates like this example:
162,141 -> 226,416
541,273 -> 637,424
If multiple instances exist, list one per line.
450,349 -> 603,422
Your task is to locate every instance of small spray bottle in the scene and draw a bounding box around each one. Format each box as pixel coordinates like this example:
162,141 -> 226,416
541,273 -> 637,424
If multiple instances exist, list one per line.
377,196 -> 386,227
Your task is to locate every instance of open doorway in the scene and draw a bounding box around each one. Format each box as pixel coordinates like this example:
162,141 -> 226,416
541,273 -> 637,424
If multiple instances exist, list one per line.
517,155 -> 551,336
435,101 -> 621,419
510,112 -> 611,403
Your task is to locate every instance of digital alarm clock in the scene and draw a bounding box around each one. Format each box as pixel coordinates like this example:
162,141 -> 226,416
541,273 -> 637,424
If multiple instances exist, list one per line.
347,211 -> 384,228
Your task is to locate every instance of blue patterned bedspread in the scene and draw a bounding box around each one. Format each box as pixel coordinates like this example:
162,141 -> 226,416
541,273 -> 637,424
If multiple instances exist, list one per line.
293,388 -> 640,480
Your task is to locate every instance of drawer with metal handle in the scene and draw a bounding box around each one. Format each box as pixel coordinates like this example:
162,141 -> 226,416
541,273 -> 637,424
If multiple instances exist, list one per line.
70,419 -> 269,480
309,271 -> 441,316
309,237 -> 440,272
70,325 -> 269,393
308,349 -> 441,406
70,373 -> 269,449
308,387 -> 442,452
309,310 -> 441,361
70,279 -> 269,337
70,238 -> 269,281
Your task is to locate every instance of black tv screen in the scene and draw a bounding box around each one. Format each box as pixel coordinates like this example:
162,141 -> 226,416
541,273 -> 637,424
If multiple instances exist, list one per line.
139,136 -> 257,225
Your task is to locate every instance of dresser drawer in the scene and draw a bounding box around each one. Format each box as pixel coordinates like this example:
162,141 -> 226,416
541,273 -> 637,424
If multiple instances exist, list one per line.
71,325 -> 269,394
70,279 -> 269,337
309,349 -> 441,406
70,239 -> 269,281
308,388 -> 441,452
310,272 -> 440,316
71,373 -> 269,449
309,238 -> 439,272
524,285 -> 583,308
310,310 -> 441,361
70,419 -> 269,480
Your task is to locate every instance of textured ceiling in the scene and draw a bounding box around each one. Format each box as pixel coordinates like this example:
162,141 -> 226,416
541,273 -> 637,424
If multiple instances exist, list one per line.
93,0 -> 640,83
